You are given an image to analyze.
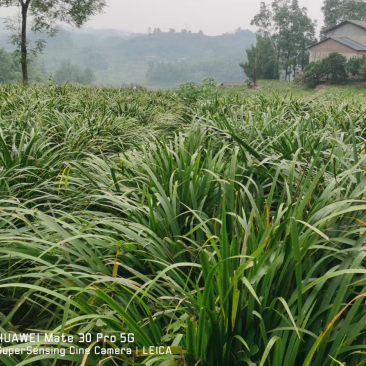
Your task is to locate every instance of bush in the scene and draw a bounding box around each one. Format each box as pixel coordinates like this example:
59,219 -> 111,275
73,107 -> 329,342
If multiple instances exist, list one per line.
359,62 -> 366,80
302,61 -> 325,87
322,52 -> 348,81
303,52 -> 348,87
347,56 -> 366,77
177,77 -> 218,103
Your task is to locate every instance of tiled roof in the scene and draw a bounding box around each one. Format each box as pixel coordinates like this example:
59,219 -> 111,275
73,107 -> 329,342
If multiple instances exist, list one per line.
335,37 -> 366,51
309,37 -> 366,51
325,20 -> 366,33
348,20 -> 366,29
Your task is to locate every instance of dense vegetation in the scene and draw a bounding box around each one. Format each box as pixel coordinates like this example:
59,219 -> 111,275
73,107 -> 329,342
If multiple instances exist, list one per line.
1,81 -> 366,365
0,0 -> 107,83
248,0 -> 317,81
322,0 -> 366,33
0,48 -> 46,84
240,35 -> 279,81
303,53 -> 366,87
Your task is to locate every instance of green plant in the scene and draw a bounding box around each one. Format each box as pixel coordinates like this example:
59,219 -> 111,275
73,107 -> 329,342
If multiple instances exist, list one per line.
302,61 -> 325,87
1,82 -> 366,366
347,56 -> 366,77
322,52 -> 348,81
177,78 -> 218,103
303,52 -> 349,87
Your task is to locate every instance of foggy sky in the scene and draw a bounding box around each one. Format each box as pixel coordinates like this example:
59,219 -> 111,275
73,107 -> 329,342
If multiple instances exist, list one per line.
1,0 -> 324,36
86,0 -> 324,35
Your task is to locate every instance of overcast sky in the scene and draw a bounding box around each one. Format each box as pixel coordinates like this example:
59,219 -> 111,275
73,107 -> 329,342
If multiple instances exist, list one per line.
86,0 -> 324,35
2,0 -> 324,36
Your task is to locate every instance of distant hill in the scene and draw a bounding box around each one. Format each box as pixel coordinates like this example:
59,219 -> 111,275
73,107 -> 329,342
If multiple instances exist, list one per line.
0,24 -> 256,87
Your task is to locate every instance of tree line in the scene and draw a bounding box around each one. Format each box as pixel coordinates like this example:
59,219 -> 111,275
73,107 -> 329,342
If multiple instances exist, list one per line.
243,0 -> 366,83
1,0 -> 366,86
303,53 -> 366,87
241,0 -> 316,83
0,48 -> 95,85
0,0 -> 106,84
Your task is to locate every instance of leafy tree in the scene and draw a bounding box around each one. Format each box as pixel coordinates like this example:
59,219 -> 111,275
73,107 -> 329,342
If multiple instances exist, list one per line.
302,61 -> 325,87
0,48 -> 19,83
346,56 -> 366,79
252,0 -> 316,80
240,35 -> 279,80
347,56 -> 366,76
322,0 -> 366,31
53,59 -> 95,85
322,52 -> 348,80
303,52 -> 348,86
0,0 -> 107,83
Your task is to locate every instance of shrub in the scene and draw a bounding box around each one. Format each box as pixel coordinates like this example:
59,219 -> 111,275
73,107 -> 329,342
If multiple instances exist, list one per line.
177,77 -> 218,103
347,56 -> 366,77
302,61 -> 325,87
322,52 -> 348,81
303,53 -> 348,87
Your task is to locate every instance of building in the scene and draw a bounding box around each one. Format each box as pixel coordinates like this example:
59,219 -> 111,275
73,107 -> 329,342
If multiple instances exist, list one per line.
218,82 -> 245,87
309,20 -> 366,63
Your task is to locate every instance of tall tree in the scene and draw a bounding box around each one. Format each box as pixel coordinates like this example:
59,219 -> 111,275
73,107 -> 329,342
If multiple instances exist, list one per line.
0,0 -> 107,84
322,0 -> 366,30
240,35 -> 279,80
251,0 -> 316,80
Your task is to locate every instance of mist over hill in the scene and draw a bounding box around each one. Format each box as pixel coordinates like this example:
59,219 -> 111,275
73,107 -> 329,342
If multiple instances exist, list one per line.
0,24 -> 255,87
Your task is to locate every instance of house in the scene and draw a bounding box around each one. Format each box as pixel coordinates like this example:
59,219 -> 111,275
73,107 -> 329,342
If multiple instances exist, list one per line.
218,82 -> 245,87
309,20 -> 366,62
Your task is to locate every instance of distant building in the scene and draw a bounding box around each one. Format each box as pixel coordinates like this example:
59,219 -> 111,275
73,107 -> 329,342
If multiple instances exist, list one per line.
219,82 -> 245,87
309,20 -> 366,62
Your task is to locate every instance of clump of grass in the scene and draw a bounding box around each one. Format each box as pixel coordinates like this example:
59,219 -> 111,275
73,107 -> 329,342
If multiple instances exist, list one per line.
1,82 -> 366,365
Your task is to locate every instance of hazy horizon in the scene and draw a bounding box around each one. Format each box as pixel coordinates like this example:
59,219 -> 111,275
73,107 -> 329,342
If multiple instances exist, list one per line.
1,0 -> 324,36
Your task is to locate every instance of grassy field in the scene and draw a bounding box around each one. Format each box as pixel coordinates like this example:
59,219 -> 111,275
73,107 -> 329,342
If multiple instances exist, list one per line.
1,80 -> 366,365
